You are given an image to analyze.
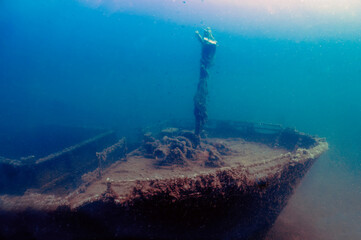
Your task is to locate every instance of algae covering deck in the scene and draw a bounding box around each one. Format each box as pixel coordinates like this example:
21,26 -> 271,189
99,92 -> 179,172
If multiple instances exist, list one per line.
0,131 -> 328,240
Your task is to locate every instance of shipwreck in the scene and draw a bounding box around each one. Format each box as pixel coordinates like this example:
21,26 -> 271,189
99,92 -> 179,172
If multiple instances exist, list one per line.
0,28 -> 328,240
0,120 -> 327,240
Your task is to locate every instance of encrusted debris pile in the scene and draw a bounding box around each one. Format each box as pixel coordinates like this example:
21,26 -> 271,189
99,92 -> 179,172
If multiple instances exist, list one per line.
141,128 -> 231,167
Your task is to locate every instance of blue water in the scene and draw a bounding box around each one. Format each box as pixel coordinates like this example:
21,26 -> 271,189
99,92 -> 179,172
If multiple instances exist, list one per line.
1,1 -> 361,239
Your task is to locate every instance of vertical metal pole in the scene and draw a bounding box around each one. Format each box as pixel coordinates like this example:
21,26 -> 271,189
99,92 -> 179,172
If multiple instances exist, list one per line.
194,27 -> 217,144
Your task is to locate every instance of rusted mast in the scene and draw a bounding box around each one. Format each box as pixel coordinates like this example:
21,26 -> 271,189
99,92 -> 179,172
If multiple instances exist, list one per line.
194,27 -> 217,144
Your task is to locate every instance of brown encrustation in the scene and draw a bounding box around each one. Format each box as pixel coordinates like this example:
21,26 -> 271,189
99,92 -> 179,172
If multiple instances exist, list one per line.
0,137 -> 328,240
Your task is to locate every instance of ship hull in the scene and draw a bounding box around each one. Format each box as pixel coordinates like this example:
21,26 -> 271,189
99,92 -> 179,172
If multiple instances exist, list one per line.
0,121 -> 328,240
0,141 -> 327,240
